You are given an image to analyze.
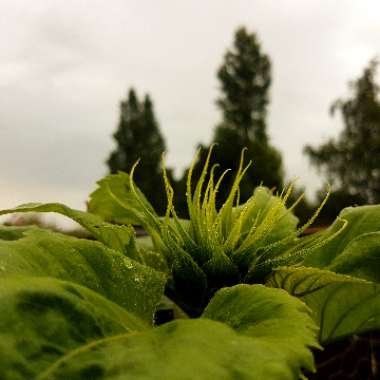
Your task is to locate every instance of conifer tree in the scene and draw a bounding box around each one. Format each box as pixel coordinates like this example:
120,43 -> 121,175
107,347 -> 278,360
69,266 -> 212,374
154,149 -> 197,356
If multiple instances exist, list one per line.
107,89 -> 167,214
178,27 -> 283,213
217,27 -> 271,144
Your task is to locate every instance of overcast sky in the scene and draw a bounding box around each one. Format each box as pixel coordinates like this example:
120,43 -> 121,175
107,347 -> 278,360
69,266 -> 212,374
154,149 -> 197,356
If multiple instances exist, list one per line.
1,0 -> 379,211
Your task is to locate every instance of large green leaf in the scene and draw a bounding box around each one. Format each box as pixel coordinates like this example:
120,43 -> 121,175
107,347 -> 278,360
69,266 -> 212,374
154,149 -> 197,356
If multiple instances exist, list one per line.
0,202 -> 142,262
5,284 -> 317,380
202,284 -> 319,370
304,205 -> 380,268
0,226 -> 166,321
35,320 -> 309,380
0,276 -> 147,380
267,266 -> 380,344
203,284 -> 317,343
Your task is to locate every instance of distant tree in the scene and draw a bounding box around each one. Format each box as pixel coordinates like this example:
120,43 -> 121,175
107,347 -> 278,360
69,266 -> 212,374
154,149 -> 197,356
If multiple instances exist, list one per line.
177,27 -> 283,213
305,59 -> 380,213
107,89 -> 167,214
216,27 -> 271,144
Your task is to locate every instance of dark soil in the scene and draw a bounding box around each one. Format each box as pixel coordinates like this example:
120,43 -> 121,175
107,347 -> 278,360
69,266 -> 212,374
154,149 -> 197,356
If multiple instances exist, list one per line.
307,331 -> 380,380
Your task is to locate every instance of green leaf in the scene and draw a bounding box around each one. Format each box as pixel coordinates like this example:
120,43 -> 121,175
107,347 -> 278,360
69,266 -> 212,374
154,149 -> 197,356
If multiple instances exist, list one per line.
0,202 -> 141,262
304,205 -> 380,268
138,246 -> 169,274
203,284 -> 319,372
327,232 -> 380,282
0,276 -> 147,380
88,172 -> 159,229
14,284 -> 318,380
267,266 -> 380,344
136,236 -> 169,273
88,173 -> 169,268
0,226 -> 166,321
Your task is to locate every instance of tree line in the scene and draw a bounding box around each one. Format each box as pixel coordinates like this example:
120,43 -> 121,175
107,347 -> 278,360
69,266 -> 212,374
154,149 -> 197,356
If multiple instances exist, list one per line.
107,27 -> 380,224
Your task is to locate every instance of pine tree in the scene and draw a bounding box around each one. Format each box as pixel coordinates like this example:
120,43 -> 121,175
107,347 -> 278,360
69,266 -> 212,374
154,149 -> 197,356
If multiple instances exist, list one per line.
217,27 -> 271,144
107,89 -> 167,214
177,27 -> 283,213
305,59 -> 380,209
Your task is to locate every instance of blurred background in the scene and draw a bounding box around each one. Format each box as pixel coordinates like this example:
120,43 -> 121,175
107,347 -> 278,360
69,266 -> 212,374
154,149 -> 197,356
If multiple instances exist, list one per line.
1,0 -> 380,229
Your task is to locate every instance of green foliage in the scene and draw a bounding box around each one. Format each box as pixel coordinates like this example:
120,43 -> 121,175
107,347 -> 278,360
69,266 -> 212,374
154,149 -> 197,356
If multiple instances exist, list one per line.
89,148 -> 303,315
0,226 -> 165,321
2,149 -> 380,378
267,204 -> 380,344
0,276 -> 148,380
0,202 -> 140,260
0,228 -> 318,378
303,205 -> 380,269
107,89 -> 168,215
0,275 -> 318,380
202,284 -> 319,363
268,267 -> 380,344
305,59 -> 380,217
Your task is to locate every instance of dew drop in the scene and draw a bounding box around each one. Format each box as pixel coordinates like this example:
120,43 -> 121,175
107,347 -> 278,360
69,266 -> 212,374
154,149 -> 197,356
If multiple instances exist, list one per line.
124,259 -> 134,269
134,276 -> 142,283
